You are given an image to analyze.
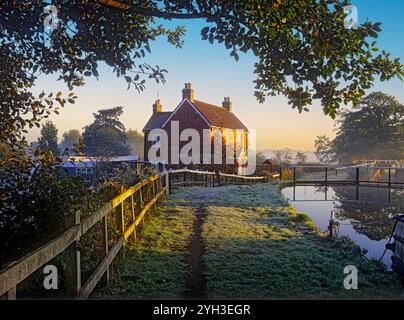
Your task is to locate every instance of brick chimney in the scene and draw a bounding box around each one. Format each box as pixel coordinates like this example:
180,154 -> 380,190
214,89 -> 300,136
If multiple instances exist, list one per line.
182,82 -> 195,101
222,97 -> 232,112
153,99 -> 162,114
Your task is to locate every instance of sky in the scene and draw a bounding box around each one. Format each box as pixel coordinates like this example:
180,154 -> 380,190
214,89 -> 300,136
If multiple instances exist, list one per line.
29,0 -> 404,151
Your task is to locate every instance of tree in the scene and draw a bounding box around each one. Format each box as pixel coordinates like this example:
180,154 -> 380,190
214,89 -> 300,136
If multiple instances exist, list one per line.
274,149 -> 292,167
256,151 -> 267,164
0,143 -> 9,161
127,129 -> 144,159
83,106 -> 130,157
2,1 -> 404,150
332,92 -> 404,162
314,135 -> 335,164
295,151 -> 308,165
60,129 -> 82,154
333,186 -> 401,241
37,121 -> 60,156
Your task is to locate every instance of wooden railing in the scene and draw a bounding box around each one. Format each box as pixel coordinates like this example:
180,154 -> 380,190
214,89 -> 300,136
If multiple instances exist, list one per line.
0,173 -> 168,300
168,168 -> 266,188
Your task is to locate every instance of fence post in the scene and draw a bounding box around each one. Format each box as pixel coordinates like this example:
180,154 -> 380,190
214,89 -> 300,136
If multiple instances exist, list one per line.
328,210 -> 336,238
293,167 -> 296,182
131,195 -> 135,222
117,201 -> 125,235
388,168 -> 391,188
279,167 -> 282,181
325,167 -> 328,184
166,172 -> 170,194
102,215 -> 110,286
1,286 -> 17,300
139,185 -> 144,227
130,194 -> 137,242
152,179 -> 157,211
139,185 -> 144,208
66,210 -> 81,297
135,161 -> 141,175
115,196 -> 125,257
355,167 -> 360,185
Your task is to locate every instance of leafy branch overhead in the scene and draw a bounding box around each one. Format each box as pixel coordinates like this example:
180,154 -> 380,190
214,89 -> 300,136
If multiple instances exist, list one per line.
1,0 -> 403,146
197,0 -> 403,117
105,0 -> 404,117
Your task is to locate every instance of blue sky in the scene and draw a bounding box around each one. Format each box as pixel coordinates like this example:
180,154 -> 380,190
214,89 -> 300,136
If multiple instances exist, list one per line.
31,0 -> 404,150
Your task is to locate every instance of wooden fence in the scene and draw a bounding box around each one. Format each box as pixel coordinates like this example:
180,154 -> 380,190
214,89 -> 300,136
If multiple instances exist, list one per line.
168,168 -> 267,188
0,169 -> 266,300
0,173 -> 168,300
290,165 -> 404,188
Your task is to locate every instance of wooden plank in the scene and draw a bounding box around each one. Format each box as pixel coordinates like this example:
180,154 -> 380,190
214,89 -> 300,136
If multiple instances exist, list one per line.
170,168 -> 215,175
219,172 -> 265,180
4,286 -> 17,300
152,180 -> 156,210
129,196 -> 137,241
75,237 -> 124,300
134,189 -> 165,227
0,225 -> 80,295
171,181 -> 211,186
66,211 -> 81,296
111,188 -> 137,208
80,174 -> 163,235
102,216 -> 110,286
81,202 -> 112,236
166,172 -> 170,194
65,242 -> 81,296
131,195 -> 135,222
124,188 -> 166,240
110,175 -> 160,208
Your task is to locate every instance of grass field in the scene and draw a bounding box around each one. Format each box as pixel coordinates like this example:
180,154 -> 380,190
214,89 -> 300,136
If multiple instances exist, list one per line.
96,183 -> 404,299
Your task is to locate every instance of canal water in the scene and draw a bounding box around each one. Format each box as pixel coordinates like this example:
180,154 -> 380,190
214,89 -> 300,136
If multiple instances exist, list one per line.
282,185 -> 404,269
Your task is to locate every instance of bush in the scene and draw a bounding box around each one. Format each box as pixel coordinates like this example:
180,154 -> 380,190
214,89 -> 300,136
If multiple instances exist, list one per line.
0,148 -> 156,267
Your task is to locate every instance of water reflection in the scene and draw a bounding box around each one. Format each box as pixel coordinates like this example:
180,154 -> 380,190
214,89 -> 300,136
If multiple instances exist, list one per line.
282,185 -> 404,269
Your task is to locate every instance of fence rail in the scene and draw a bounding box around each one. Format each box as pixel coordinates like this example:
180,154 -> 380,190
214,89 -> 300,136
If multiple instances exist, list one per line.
0,173 -> 168,300
168,168 -> 266,188
289,165 -> 404,188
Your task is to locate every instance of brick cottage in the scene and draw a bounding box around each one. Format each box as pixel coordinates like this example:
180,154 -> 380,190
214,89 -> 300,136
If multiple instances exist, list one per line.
143,83 -> 249,171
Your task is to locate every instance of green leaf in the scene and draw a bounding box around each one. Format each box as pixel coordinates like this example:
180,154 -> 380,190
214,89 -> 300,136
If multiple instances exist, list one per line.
201,27 -> 209,36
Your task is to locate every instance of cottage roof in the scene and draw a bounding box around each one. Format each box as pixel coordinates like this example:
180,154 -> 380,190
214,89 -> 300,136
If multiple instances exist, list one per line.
192,100 -> 248,131
143,99 -> 248,131
143,112 -> 172,131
